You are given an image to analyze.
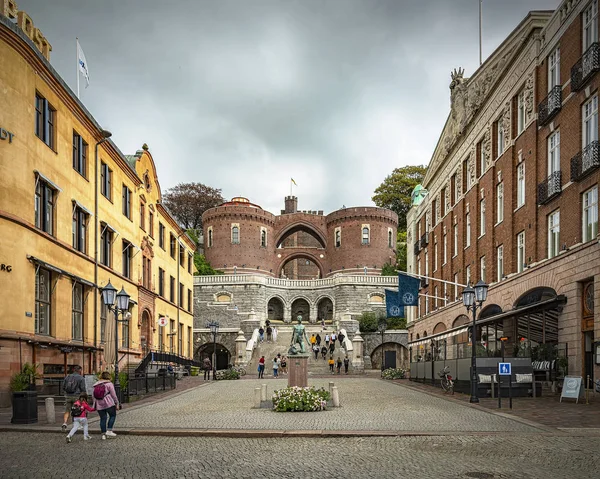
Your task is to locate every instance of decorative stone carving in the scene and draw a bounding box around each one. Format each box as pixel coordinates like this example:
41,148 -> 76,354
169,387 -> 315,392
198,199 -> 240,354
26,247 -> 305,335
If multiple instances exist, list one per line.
483,128 -> 492,169
445,185 -> 450,213
502,101 -> 511,145
435,193 -> 441,223
468,154 -> 476,188
456,163 -> 463,198
524,72 -> 534,123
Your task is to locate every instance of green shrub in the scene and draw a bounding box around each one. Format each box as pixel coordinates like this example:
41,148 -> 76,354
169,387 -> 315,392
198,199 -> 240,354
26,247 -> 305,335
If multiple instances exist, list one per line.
381,368 -> 407,380
95,371 -> 128,391
386,316 -> 407,330
10,363 -> 39,392
221,369 -> 240,380
359,312 -> 379,332
272,386 -> 330,412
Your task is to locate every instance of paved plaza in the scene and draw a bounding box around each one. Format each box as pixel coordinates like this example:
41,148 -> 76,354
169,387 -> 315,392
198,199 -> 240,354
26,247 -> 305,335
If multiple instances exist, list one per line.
113,379 -> 539,433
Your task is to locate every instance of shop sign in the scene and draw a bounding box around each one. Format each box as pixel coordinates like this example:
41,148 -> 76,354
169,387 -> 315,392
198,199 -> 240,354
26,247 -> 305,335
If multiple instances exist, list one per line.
1,263 -> 12,272
0,128 -> 14,143
2,0 -> 52,60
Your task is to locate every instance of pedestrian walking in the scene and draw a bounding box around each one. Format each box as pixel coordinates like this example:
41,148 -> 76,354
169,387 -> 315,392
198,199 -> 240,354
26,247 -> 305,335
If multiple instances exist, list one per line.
344,356 -> 350,374
266,326 -> 273,342
280,356 -> 288,374
272,357 -> 279,378
259,327 -> 265,342
316,334 -> 321,346
258,356 -> 265,379
92,371 -> 120,441
325,334 -> 330,345
331,332 -> 337,343
338,332 -> 345,347
273,327 -> 278,342
310,334 -> 316,347
328,356 -> 335,374
321,345 -> 328,360
321,318 -> 325,330
65,392 -> 95,443
61,365 -> 87,432
313,345 -> 319,360
203,357 -> 212,380
329,341 -> 335,354
336,357 -> 342,374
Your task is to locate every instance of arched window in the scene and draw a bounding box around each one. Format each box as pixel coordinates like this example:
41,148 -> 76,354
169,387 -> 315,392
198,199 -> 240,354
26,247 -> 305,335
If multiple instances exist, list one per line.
335,230 -> 341,247
231,226 -> 240,244
208,229 -> 213,247
388,230 -> 393,248
261,229 -> 266,247
362,227 -> 370,245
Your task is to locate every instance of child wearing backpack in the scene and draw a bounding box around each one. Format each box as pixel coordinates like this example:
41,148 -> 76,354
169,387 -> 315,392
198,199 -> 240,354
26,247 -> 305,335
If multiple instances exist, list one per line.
66,393 -> 95,443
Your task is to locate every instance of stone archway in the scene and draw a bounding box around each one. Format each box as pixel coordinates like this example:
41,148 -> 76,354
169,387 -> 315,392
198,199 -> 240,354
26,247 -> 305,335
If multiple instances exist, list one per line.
291,298 -> 311,323
267,297 -> 285,321
317,296 -> 334,321
195,342 -> 231,370
371,343 -> 409,370
277,252 -> 324,279
140,309 -> 152,354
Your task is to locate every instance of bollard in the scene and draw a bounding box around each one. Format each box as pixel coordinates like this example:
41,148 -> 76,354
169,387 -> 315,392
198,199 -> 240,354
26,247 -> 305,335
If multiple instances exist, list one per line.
254,388 -> 262,408
329,381 -> 335,395
331,386 -> 340,407
261,383 -> 267,402
45,397 -> 56,424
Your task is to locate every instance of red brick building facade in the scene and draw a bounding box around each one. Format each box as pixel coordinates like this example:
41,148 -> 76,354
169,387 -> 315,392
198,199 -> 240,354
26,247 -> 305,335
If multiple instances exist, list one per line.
407,2 -> 600,383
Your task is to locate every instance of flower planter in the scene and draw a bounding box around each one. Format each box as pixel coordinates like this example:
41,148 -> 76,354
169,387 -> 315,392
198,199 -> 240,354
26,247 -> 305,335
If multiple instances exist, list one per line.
11,390 -> 38,424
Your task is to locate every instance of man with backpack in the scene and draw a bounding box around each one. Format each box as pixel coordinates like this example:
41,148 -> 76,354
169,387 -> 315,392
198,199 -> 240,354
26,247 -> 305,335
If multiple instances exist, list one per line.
62,365 -> 87,432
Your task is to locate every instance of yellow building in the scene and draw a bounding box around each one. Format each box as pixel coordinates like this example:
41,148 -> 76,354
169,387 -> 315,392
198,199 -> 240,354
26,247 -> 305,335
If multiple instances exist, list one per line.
0,5 -> 195,406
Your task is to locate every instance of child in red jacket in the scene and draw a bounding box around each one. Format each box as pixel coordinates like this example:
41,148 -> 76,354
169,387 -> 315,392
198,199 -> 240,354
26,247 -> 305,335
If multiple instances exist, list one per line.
66,393 -> 95,443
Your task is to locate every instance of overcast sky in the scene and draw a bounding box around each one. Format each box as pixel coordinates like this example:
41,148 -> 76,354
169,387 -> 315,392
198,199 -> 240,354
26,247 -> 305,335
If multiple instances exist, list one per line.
20,0 -> 558,215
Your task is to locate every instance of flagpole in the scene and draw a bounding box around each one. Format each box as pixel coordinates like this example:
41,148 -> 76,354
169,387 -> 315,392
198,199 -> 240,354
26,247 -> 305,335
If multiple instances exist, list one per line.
398,270 -> 467,288
479,0 -> 482,66
290,179 -> 292,197
76,37 -> 80,99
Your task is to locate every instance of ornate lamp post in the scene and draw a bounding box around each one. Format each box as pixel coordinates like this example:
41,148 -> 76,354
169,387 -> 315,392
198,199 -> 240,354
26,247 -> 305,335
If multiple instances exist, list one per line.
101,280 -> 130,402
207,321 -> 219,380
462,279 -> 489,403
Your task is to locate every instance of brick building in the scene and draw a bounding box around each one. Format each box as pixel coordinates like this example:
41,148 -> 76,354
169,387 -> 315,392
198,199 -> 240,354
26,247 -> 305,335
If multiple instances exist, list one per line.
407,1 -> 599,385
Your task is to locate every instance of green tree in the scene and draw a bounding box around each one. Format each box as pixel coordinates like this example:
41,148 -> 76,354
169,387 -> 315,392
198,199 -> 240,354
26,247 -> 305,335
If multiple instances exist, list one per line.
194,253 -> 223,276
372,165 -> 427,232
396,230 -> 407,272
162,182 -> 224,235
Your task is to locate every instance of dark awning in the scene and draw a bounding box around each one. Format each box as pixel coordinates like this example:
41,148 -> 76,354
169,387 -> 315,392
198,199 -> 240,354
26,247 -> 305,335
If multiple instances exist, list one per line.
27,255 -> 95,288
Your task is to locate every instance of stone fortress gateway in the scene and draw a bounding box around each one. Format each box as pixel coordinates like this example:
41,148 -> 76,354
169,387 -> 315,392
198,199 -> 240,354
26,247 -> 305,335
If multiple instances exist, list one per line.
193,196 -> 405,370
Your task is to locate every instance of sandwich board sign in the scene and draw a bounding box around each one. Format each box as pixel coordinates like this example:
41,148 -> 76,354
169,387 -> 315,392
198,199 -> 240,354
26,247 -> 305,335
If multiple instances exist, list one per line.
498,363 -> 511,375
560,376 -> 583,403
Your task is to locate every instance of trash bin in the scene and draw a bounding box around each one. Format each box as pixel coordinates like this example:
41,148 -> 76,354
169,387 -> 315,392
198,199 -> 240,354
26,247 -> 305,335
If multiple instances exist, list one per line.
11,390 -> 38,424
190,366 -> 199,377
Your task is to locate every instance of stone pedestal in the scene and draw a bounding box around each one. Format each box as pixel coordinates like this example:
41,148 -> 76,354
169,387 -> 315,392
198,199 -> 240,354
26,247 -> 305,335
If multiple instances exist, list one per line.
288,354 -> 309,388
352,330 -> 365,371
235,330 -> 247,366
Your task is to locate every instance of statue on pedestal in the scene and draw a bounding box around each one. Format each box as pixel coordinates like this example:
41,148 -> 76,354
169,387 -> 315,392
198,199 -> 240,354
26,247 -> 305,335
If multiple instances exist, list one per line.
289,315 -> 310,355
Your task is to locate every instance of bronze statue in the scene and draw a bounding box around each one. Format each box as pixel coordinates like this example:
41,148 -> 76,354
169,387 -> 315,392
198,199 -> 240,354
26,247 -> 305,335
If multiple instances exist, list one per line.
289,316 -> 310,355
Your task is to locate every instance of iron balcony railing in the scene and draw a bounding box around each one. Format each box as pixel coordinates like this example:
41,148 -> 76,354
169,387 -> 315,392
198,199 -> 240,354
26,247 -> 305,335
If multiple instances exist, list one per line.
571,42 -> 600,91
538,85 -> 562,125
420,233 -> 429,249
420,277 -> 429,289
571,140 -> 600,181
537,171 -> 562,205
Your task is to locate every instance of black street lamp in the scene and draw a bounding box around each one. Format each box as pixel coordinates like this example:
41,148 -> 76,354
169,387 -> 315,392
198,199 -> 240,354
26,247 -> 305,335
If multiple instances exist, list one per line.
101,280 -> 130,402
462,279 -> 489,403
378,317 -> 387,375
207,321 -> 219,380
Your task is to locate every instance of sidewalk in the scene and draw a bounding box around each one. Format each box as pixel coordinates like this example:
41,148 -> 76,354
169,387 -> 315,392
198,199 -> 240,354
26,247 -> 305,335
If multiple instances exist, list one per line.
398,379 -> 600,430
0,376 -> 210,429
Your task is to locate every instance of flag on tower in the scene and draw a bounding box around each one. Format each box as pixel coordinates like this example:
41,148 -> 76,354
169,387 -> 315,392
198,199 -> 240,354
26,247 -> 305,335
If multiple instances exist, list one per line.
291,178 -> 297,186
77,39 -> 90,88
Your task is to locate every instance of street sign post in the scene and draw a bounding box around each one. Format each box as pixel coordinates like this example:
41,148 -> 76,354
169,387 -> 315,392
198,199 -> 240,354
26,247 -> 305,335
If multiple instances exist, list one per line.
498,362 -> 511,375
498,362 -> 512,409
158,316 -> 168,327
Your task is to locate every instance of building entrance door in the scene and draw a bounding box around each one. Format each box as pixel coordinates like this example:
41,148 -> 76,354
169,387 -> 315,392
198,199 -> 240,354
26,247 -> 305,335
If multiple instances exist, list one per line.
384,350 -> 396,370
141,310 -> 152,355
584,331 -> 594,384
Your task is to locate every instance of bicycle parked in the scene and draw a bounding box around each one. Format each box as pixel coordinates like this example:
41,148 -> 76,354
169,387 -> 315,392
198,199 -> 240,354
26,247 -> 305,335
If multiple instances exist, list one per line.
438,365 -> 454,394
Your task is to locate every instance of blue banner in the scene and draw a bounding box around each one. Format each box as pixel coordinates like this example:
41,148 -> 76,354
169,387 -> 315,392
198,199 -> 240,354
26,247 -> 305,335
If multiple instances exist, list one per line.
398,273 -> 420,306
385,289 -> 404,317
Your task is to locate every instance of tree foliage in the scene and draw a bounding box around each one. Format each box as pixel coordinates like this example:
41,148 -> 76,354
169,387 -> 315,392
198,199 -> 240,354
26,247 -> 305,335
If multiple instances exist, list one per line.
194,253 -> 223,276
372,165 -> 427,232
162,182 -> 224,233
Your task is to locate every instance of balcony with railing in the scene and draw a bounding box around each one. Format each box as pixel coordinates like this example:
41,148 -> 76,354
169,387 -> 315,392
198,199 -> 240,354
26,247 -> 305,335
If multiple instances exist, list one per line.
414,241 -> 421,256
537,171 -> 562,205
538,85 -> 562,125
571,141 -> 600,181
571,42 -> 600,91
420,233 -> 429,249
420,277 -> 429,289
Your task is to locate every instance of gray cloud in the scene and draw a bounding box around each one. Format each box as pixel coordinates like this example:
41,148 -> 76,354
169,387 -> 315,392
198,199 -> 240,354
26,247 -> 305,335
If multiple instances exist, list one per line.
20,0 -> 559,214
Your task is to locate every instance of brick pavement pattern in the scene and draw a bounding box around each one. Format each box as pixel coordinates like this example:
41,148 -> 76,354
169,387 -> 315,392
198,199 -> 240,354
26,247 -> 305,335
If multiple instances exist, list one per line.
114,378 -> 538,432
1,432 -> 600,478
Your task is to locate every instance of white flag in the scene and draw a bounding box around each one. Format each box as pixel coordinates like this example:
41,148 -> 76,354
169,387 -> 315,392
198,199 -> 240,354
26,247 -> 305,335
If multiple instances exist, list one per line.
77,40 -> 90,87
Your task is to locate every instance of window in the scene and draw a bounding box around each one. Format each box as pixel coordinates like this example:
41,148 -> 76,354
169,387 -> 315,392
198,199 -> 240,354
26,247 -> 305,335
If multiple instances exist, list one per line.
72,132 -> 88,177
149,211 -> 154,238
425,250 -> 429,277
35,179 -> 55,235
158,321 -> 164,351
497,245 -> 504,281
179,245 -> 185,266
362,226 -> 370,245
188,326 -> 192,357
453,172 -> 459,204
434,241 -> 438,271
35,92 -> 55,149
188,253 -> 193,274
159,223 -> 165,249
261,229 -> 267,247
496,182 -> 504,224
434,286 -> 438,309
122,240 -> 132,279
517,231 -> 525,273
231,226 -> 240,244
548,47 -> 560,90
583,186 -> 598,242
178,322 -> 183,356
454,273 -> 459,300
122,185 -> 131,219
388,229 -> 393,248
548,130 -> 560,175
478,141 -> 485,177
100,301 -> 108,343
158,268 -> 165,297
443,233 -> 447,265
480,256 -> 486,283
140,202 -> 145,230
517,90 -> 525,135
188,289 -> 192,312
548,210 -> 560,258
441,188 -> 447,216
122,319 -> 129,349
207,228 -> 213,247
72,206 -> 88,254
465,159 -> 473,191
179,283 -> 184,307
142,257 -> 151,289
100,162 -> 112,200
170,233 -> 176,258
517,162 -> 525,208
443,282 -> 448,306
335,229 -> 341,247
170,276 -> 175,303
100,225 -> 113,267
72,282 -> 83,340
497,118 -> 504,157
480,199 -> 486,237
465,213 -> 471,247
453,223 -> 458,257
583,95 -> 598,147
35,267 -> 51,335
466,265 -> 471,286
583,0 -> 598,51
432,198 -> 438,224
169,319 -> 175,353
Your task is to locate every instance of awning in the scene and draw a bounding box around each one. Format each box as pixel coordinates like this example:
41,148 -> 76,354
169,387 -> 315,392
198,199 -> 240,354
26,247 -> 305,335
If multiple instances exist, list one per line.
100,221 -> 120,238
34,170 -> 62,192
72,199 -> 94,217
27,256 -> 95,288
